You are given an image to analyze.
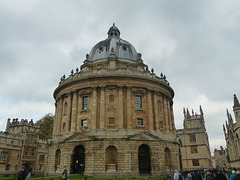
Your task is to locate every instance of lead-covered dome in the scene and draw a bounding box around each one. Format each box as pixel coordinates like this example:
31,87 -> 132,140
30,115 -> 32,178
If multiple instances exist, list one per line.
88,23 -> 138,61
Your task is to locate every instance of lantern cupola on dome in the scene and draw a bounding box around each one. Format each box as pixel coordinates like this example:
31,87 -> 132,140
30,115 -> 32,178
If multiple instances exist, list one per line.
88,23 -> 138,61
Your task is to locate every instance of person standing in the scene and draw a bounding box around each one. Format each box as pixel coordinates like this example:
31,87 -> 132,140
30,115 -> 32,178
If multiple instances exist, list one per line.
174,169 -> 182,180
26,166 -> 32,179
234,171 -> 240,180
17,166 -> 26,180
192,169 -> 203,180
186,173 -> 192,180
206,171 -> 214,180
230,170 -> 236,180
62,166 -> 67,180
216,170 -> 227,180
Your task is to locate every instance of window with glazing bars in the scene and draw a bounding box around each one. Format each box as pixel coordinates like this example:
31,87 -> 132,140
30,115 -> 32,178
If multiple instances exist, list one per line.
82,96 -> 88,110
136,95 -> 142,109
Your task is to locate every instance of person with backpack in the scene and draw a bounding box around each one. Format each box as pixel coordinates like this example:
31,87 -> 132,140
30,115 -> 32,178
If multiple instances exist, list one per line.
17,166 -> 26,180
174,169 -> 183,180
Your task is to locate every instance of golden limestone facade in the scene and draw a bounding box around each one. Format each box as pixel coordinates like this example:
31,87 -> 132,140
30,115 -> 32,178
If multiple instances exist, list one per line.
47,24 -> 180,177
176,106 -> 212,171
0,119 -> 48,176
223,94 -> 240,168
213,146 -> 229,169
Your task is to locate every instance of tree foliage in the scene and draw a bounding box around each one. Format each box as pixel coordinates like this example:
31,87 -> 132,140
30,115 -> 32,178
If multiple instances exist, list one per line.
37,113 -> 54,140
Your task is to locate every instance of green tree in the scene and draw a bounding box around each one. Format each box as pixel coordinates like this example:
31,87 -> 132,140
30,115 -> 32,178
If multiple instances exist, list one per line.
37,113 -> 54,140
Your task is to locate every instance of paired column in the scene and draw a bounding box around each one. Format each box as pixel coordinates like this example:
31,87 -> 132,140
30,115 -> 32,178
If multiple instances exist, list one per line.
71,91 -> 78,132
126,86 -> 132,129
167,100 -> 172,133
53,101 -> 58,135
66,94 -> 72,132
99,86 -> 105,129
163,96 -> 169,133
118,87 -> 124,128
57,97 -> 63,134
91,87 -> 97,130
147,91 -> 154,131
153,92 -> 160,131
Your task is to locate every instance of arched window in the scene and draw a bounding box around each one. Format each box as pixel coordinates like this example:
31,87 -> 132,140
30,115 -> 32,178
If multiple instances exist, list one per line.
55,149 -> 61,165
106,146 -> 117,164
165,148 -> 172,166
106,146 -> 117,172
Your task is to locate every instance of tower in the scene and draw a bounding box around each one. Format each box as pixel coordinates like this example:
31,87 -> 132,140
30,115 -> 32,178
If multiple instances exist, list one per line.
224,94 -> 240,167
177,106 -> 212,171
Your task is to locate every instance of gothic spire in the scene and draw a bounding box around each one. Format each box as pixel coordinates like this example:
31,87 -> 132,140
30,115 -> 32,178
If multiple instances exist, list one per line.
200,105 -> 203,115
233,94 -> 240,108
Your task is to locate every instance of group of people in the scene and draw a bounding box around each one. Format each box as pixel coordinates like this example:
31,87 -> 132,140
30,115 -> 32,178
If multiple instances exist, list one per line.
17,166 -> 67,180
174,168 -> 240,180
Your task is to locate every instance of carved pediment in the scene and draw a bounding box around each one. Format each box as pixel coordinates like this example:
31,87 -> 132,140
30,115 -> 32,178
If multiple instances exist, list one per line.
63,133 -> 93,142
128,132 -> 161,141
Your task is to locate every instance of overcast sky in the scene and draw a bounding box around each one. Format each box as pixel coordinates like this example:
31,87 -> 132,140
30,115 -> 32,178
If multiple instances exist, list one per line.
0,0 -> 239,154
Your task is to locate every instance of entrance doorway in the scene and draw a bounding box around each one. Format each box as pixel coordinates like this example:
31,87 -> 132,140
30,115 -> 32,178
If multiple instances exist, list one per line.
71,145 -> 85,174
138,144 -> 151,175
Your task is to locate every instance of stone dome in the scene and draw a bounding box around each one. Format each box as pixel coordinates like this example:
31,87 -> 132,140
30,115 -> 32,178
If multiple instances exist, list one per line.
88,23 -> 138,61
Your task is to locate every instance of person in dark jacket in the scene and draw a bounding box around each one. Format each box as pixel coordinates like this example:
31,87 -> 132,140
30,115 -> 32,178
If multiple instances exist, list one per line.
206,171 -> 214,180
215,170 -> 227,180
17,166 -> 26,180
234,171 -> 240,180
192,169 -> 203,180
62,166 -> 67,180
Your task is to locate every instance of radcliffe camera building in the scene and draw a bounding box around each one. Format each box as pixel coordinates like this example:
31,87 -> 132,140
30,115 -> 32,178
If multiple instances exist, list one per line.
223,94 -> 240,167
47,24 -> 180,176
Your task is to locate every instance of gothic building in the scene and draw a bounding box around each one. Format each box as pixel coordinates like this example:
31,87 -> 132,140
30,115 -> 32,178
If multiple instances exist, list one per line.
213,146 -> 229,169
176,106 -> 212,171
223,94 -> 240,167
47,24 -> 181,177
0,119 -> 48,176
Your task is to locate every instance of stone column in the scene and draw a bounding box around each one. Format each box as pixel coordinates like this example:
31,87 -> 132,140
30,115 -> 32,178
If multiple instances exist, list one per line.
163,96 -> 169,133
71,91 -> 77,132
126,86 -> 132,129
99,86 -> 105,129
167,100 -> 172,133
91,87 -> 97,130
57,97 -> 63,134
118,86 -> 124,129
170,104 -> 176,135
147,91 -> 154,131
154,92 -> 160,131
53,101 -> 58,135
66,94 -> 72,132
